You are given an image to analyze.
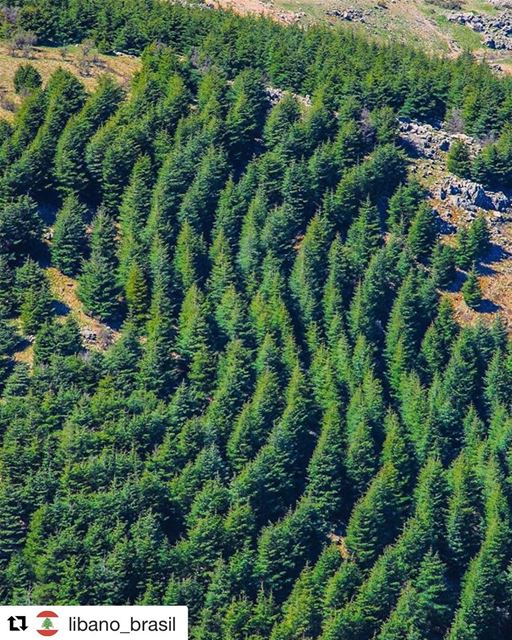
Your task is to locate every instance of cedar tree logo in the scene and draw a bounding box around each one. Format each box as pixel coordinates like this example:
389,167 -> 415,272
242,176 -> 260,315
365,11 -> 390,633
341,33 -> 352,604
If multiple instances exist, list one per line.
37,611 -> 58,637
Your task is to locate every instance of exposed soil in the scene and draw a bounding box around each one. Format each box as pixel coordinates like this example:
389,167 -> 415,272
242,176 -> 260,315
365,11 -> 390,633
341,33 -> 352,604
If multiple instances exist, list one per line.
211,0 -> 275,16
46,268 -> 120,351
411,147 -> 512,330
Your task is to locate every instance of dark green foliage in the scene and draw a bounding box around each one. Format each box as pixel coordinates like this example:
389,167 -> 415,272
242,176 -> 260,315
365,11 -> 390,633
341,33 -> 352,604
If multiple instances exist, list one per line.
446,477 -> 510,639
0,488 -> 24,569
290,214 -> 330,327
2,68 -> 86,198
306,405 -> 347,525
407,204 -> 437,263
264,93 -> 301,149
462,268 -> 482,310
378,551 -> 453,639
472,125 -> 512,188
55,75 -> 124,197
447,140 -> 472,178
255,500 -> 323,603
178,145 -> 228,236
51,194 -> 87,276
345,462 -> 408,568
225,69 -> 267,164
13,64 -> 42,96
431,242 -> 456,289
386,180 -> 426,232
16,259 -> 53,334
0,196 -> 41,263
33,317 -> 82,365
446,454 -> 483,570
0,7 -> 509,638
78,210 -> 120,322
125,262 -> 149,326
227,368 -> 283,473
456,215 -> 490,270
420,297 -> 458,378
2,363 -> 29,398
386,270 -> 426,391
0,311 -> 16,383
118,155 -> 153,285
346,198 -> 382,274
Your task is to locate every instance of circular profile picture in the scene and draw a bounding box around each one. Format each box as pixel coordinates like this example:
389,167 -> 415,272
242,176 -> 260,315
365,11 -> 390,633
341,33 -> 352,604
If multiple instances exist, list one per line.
37,611 -> 58,637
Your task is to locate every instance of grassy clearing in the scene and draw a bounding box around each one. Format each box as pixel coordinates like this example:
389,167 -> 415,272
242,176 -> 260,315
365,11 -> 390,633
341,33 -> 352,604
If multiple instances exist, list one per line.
465,0 -> 500,15
434,13 -> 484,50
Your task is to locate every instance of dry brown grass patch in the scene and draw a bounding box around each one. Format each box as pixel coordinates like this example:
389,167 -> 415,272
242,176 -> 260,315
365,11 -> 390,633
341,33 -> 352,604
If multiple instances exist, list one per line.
0,43 -> 140,121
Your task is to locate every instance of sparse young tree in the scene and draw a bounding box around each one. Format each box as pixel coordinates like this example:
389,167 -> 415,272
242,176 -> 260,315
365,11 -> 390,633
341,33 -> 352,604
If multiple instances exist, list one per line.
51,194 -> 87,276
447,139 -> 472,178
462,267 -> 482,310
13,63 -> 42,95
78,210 -> 120,322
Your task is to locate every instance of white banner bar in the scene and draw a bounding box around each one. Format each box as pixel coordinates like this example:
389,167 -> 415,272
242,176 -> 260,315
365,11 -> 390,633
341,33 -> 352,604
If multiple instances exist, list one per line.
0,606 -> 188,639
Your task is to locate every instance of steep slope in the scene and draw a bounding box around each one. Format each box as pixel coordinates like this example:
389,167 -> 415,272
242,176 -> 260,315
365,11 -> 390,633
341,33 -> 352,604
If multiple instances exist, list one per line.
400,118 -> 512,329
0,5 -> 512,640
211,0 -> 512,65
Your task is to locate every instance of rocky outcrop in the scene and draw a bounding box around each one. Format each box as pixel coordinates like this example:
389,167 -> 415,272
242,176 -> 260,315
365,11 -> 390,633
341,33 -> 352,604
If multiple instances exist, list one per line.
398,119 -> 479,160
435,176 -> 512,249
265,86 -> 312,107
448,10 -> 512,50
398,120 -> 511,218
438,177 -> 512,214
81,326 -> 115,349
326,8 -> 368,23
398,118 -> 512,250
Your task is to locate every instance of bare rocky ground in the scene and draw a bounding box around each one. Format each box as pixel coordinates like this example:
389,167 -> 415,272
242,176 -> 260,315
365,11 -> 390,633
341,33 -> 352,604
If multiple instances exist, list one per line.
400,120 -> 512,329
448,9 -> 512,51
46,268 -> 118,351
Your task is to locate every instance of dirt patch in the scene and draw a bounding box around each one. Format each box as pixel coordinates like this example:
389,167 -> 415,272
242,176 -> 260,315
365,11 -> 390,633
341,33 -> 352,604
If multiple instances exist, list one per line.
210,0 -> 274,16
446,243 -> 512,330
12,338 -> 33,366
46,267 -> 120,351
208,0 -> 305,23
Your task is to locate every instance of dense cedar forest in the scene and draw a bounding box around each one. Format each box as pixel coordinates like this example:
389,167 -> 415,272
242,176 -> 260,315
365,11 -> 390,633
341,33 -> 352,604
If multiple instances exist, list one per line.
0,1 -> 512,639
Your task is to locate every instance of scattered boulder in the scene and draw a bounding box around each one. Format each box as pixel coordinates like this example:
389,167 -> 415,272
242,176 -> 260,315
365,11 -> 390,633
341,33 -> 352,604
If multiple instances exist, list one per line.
433,208 -> 457,234
437,175 -> 512,219
81,327 -> 97,344
81,326 -> 115,349
326,8 -> 368,23
398,118 -> 480,160
265,85 -> 311,107
492,191 -> 511,212
448,10 -> 512,51
439,138 -> 450,152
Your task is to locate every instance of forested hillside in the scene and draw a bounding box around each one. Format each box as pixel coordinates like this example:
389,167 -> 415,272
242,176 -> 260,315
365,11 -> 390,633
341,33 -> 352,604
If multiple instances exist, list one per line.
0,2 -> 511,639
